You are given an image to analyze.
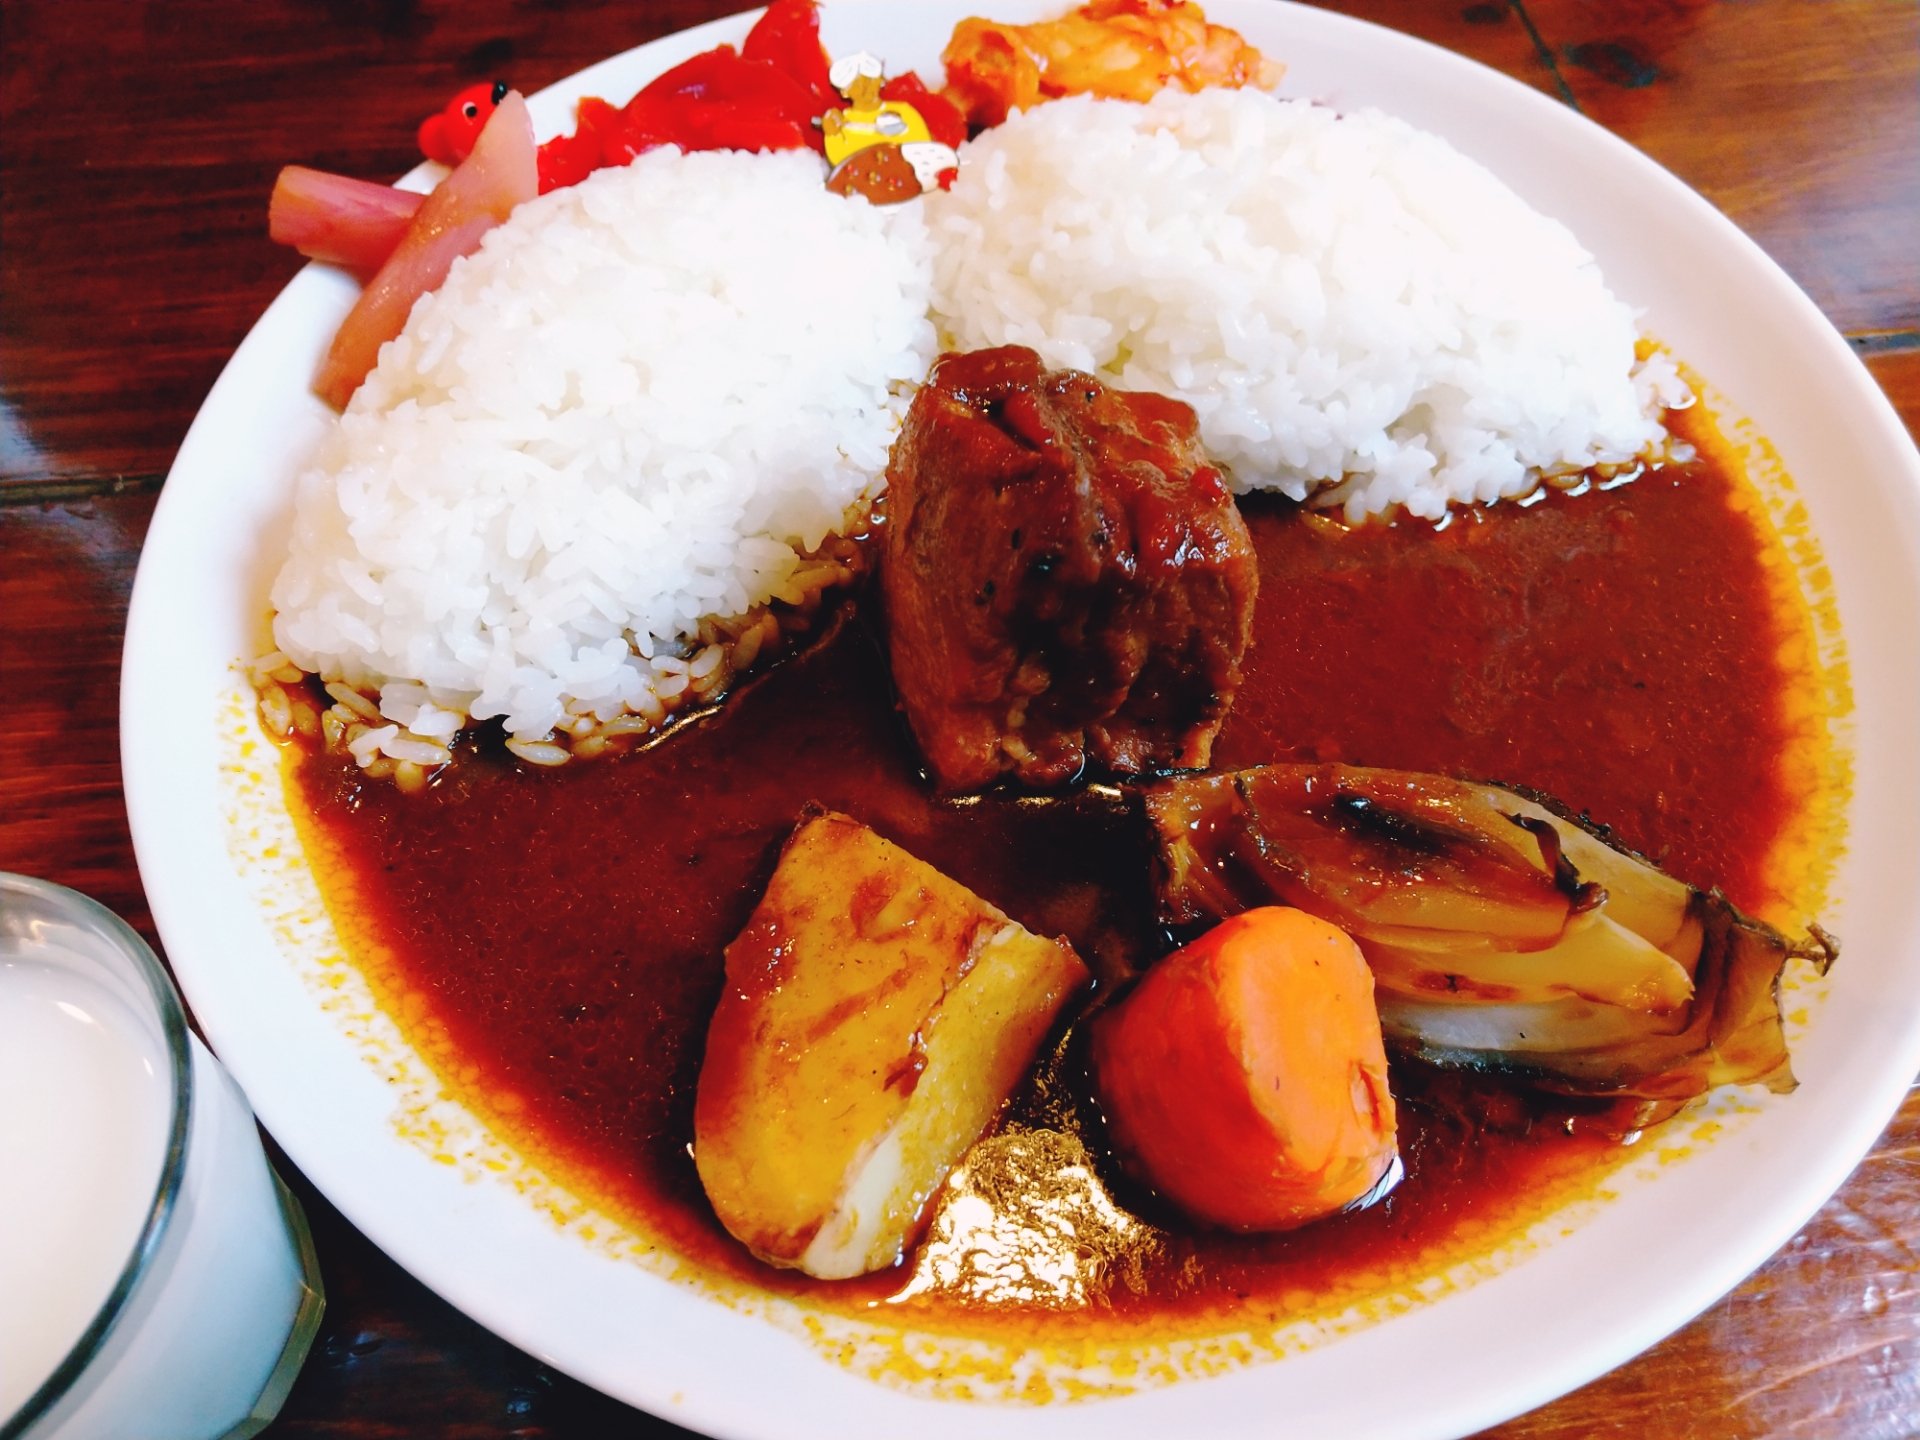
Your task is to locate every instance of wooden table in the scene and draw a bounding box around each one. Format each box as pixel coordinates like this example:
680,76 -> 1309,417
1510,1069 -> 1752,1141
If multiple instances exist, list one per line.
4,2 -> 1916,1435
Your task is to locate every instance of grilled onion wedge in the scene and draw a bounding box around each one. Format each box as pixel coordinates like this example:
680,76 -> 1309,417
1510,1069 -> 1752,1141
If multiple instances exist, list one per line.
1145,764 -> 1835,1107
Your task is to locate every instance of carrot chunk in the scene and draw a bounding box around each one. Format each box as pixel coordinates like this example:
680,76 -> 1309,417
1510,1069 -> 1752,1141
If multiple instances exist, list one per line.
1090,906 -> 1398,1231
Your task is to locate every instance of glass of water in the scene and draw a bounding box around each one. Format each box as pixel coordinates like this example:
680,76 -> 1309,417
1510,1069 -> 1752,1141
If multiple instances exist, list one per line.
0,873 -> 325,1440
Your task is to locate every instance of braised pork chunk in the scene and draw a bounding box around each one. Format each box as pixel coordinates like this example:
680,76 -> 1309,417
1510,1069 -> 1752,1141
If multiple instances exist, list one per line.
883,345 -> 1257,792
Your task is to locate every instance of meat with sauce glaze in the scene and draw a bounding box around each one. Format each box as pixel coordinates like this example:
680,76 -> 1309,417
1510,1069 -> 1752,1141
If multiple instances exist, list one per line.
882,345 -> 1257,792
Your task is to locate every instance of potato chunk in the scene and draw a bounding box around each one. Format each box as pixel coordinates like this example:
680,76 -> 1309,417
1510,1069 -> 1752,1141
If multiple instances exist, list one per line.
694,810 -> 1091,1279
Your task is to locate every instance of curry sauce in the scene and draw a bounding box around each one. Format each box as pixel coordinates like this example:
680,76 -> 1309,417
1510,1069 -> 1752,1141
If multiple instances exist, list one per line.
288,438 -> 1829,1338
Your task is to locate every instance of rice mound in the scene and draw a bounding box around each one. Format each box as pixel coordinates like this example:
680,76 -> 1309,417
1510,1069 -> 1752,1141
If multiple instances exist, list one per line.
923,89 -> 1685,521
271,148 -> 936,748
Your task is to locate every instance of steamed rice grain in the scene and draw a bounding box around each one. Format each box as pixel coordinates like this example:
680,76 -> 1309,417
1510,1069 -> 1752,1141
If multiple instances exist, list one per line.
272,91 -> 1685,772
923,89 -> 1685,521
270,148 -> 935,748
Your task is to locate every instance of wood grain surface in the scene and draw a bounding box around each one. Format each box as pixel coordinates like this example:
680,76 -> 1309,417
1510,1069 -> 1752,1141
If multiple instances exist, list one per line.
2,2 -> 1916,1437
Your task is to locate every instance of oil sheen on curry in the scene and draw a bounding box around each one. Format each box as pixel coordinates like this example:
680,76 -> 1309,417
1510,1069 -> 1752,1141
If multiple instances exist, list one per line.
286,353 -> 1834,1341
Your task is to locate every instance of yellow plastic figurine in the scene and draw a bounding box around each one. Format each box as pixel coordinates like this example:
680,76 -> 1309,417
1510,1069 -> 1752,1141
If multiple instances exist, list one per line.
820,53 -> 959,204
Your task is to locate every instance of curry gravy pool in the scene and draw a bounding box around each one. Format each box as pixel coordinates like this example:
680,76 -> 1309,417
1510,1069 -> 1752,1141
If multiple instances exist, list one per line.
282,404 -> 1839,1344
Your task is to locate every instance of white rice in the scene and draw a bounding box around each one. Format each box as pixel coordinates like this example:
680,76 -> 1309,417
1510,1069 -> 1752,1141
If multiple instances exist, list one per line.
922,89 -> 1685,522
272,91 -> 1686,767
270,147 -> 936,749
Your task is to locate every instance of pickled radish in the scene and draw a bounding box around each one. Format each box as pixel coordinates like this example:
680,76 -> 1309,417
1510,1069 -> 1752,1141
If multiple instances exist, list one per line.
1091,907 -> 1399,1231
268,167 -> 423,280
313,91 -> 537,410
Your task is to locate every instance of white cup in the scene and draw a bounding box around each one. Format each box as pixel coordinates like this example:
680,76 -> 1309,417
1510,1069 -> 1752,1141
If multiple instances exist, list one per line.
0,874 -> 324,1440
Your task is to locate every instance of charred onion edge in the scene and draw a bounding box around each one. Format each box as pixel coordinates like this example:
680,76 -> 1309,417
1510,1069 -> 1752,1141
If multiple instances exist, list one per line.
1136,764 -> 1839,1110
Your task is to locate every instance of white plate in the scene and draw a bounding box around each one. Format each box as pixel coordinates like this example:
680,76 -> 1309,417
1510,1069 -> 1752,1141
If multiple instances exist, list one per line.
122,3 -> 1920,1436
